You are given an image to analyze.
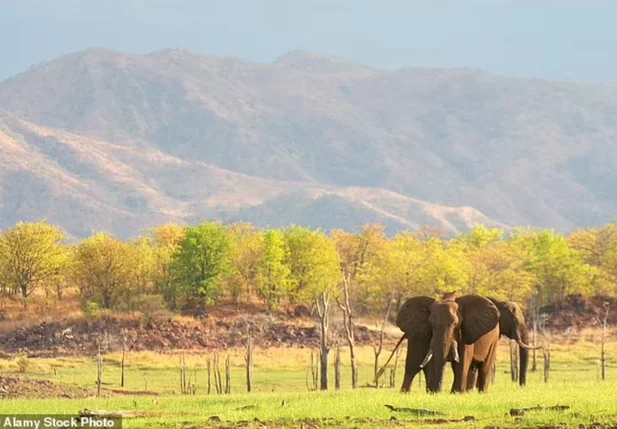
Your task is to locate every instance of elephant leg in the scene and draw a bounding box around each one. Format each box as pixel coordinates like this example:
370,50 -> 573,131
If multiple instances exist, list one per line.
477,341 -> 498,393
401,366 -> 420,392
451,343 -> 474,393
400,340 -> 424,392
466,365 -> 478,391
422,362 -> 432,392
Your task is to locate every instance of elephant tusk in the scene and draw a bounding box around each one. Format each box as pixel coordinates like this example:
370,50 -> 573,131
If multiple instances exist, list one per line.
516,339 -> 543,350
452,346 -> 460,363
419,350 -> 433,368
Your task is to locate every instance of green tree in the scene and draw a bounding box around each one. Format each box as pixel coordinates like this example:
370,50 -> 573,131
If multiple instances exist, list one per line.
171,222 -> 232,314
0,221 -> 69,306
148,224 -> 186,309
515,229 -> 595,306
333,224 -> 388,315
283,226 -> 341,390
458,225 -> 504,248
387,231 -> 424,302
132,236 -> 155,293
257,229 -> 292,312
416,238 -> 469,296
568,224 -> 617,296
283,226 -> 341,305
223,223 -> 264,305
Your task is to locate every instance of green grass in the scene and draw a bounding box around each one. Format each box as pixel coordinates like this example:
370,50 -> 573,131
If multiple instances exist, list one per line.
1,341 -> 616,428
1,382 -> 617,428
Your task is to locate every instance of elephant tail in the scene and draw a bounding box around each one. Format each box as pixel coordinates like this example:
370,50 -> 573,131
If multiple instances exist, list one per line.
375,333 -> 407,382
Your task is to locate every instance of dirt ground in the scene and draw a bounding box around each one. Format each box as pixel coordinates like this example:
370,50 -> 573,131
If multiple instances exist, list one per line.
0,311 -> 382,357
0,375 -> 105,399
539,295 -> 617,331
0,294 -> 616,358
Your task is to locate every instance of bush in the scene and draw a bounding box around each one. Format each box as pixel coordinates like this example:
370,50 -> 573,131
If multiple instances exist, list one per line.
130,295 -> 171,328
83,301 -> 100,318
16,355 -> 31,373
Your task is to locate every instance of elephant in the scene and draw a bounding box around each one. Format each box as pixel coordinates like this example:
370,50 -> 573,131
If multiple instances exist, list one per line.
375,296 -> 435,392
466,298 -> 540,390
386,292 -> 501,393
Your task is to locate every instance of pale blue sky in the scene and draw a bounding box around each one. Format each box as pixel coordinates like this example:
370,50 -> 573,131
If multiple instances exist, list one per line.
2,0 -> 616,81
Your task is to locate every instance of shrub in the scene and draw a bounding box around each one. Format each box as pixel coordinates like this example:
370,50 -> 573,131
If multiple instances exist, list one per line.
83,301 -> 100,318
130,294 -> 171,328
16,355 -> 31,373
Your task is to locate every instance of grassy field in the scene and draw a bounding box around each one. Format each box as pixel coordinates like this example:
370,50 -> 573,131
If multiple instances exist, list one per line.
1,337 -> 617,428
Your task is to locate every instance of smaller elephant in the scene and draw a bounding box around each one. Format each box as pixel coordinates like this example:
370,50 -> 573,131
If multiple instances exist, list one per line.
466,298 -> 541,390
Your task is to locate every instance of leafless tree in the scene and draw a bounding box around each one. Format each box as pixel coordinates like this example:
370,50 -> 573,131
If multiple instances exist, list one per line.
374,293 -> 394,387
245,328 -> 254,393
315,292 -> 331,390
334,343 -> 341,390
596,302 -> 611,381
510,341 -> 519,382
336,272 -> 358,389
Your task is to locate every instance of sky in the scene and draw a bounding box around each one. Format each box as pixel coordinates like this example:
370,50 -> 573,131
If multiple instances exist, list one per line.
2,0 -> 617,82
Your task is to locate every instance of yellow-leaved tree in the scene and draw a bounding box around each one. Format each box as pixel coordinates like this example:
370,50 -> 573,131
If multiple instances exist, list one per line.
284,225 -> 341,390
224,223 -> 265,305
0,221 -> 70,307
72,232 -> 139,310
147,223 -> 186,309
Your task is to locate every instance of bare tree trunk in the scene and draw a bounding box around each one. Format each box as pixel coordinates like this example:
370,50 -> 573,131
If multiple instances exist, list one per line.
206,357 -> 212,394
597,303 -> 611,381
245,331 -> 253,393
374,294 -> 394,388
96,344 -> 103,397
509,341 -> 519,382
531,299 -> 538,372
309,350 -> 319,391
315,292 -> 330,391
337,273 -> 358,389
540,313 -> 550,383
214,353 -> 223,394
180,354 -> 187,394
334,344 -> 341,390
120,336 -> 126,388
543,347 -> 550,383
225,356 -> 231,394
389,345 -> 402,388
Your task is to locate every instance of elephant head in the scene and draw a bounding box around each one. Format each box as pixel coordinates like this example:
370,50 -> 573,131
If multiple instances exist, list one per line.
396,293 -> 500,393
488,298 -> 539,386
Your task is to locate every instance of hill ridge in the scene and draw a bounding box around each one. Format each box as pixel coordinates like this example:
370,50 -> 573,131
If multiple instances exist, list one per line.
2,48 -> 617,237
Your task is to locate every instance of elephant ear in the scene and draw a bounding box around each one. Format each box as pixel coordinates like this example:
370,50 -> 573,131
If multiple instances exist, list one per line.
456,295 -> 500,344
488,298 -> 516,339
396,296 -> 434,339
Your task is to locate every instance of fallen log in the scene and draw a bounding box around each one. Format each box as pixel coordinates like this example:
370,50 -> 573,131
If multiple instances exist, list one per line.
78,409 -> 150,419
384,405 -> 445,416
509,405 -> 570,416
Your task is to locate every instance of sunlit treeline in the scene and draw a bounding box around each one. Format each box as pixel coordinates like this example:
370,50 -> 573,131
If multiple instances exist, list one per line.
0,220 -> 615,315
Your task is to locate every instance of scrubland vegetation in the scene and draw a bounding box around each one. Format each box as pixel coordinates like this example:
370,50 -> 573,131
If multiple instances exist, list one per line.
1,220 -> 617,428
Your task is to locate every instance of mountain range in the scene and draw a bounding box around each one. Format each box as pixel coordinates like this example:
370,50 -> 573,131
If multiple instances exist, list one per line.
1,48 -> 617,239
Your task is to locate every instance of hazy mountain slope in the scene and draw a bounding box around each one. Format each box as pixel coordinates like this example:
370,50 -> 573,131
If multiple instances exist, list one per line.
1,48 -> 617,237
0,108 -> 493,238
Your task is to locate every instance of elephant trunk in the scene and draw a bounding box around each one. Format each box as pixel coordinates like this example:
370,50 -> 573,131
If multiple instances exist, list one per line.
426,326 -> 454,393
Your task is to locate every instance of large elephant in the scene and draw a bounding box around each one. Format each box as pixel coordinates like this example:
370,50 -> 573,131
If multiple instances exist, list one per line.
395,293 -> 501,393
378,296 -> 435,392
466,298 -> 539,389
